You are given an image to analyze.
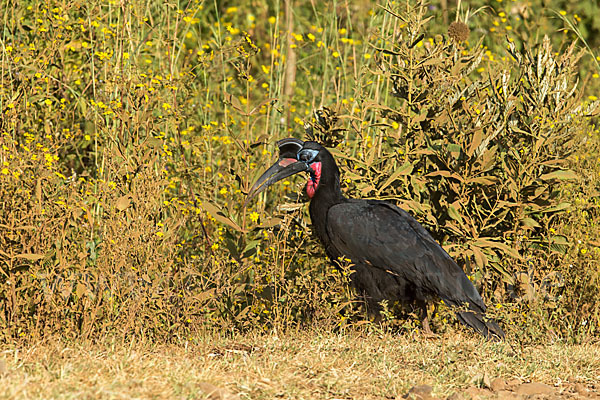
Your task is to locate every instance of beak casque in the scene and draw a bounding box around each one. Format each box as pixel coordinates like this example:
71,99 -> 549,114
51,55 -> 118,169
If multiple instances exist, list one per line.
245,138 -> 307,205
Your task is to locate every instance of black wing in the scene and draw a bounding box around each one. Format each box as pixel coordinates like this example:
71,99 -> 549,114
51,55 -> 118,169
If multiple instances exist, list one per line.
326,200 -> 504,338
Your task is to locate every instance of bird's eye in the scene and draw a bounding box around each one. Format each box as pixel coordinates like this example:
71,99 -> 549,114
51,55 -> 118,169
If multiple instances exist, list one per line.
298,149 -> 319,163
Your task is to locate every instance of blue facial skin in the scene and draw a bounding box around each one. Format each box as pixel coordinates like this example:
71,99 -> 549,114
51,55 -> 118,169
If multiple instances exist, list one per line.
297,149 -> 319,163
296,149 -> 319,185
297,149 -> 319,181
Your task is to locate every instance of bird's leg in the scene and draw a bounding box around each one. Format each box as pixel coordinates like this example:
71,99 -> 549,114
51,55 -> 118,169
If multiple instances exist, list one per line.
417,300 -> 434,336
366,296 -> 383,323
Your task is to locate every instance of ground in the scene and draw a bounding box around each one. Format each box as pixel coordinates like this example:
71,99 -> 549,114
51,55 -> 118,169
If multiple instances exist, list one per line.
1,329 -> 599,399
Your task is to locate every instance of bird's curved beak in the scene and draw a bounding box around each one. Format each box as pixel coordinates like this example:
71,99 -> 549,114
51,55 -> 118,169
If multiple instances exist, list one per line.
245,158 -> 308,205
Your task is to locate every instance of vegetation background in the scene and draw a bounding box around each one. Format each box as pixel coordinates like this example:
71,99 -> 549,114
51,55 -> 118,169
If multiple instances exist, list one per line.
1,0 -> 600,348
2,0 -> 600,398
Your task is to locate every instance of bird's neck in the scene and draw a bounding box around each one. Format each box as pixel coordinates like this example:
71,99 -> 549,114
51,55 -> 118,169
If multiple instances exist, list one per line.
308,170 -> 346,244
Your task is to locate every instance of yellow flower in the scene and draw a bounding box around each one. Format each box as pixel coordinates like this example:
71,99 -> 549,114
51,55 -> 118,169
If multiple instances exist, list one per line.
332,51 -> 340,58
268,16 -> 276,24
1,168 -> 8,175
249,212 -> 259,223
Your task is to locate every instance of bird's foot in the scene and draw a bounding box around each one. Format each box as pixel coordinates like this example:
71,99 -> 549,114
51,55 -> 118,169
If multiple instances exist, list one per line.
421,317 -> 437,338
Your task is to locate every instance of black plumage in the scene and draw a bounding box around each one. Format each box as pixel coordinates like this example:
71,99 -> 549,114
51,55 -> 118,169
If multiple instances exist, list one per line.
247,138 -> 504,339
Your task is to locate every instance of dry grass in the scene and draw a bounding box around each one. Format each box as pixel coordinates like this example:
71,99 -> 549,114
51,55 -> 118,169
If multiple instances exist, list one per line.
1,328 -> 599,399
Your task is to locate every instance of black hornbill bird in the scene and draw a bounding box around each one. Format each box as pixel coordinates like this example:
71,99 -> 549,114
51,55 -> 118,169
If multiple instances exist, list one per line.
246,138 -> 505,339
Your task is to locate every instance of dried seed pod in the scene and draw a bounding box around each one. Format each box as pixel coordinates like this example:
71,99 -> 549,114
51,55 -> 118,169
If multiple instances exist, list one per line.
448,21 -> 470,42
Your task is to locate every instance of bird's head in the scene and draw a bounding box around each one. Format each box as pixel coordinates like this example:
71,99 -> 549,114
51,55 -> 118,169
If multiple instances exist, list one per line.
246,138 -> 338,204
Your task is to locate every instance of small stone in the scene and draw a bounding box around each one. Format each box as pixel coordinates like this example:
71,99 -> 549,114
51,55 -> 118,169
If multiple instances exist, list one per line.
573,383 -> 588,395
506,379 -> 522,388
405,385 -> 434,400
515,382 -> 554,396
462,387 -> 493,399
496,390 -> 519,400
490,378 -> 507,392
482,372 -> 492,389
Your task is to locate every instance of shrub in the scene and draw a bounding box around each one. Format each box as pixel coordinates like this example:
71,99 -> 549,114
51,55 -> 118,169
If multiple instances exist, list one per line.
1,0 -> 599,342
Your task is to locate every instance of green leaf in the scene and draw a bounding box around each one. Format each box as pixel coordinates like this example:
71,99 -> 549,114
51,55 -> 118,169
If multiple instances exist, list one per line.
489,261 -> 515,285
540,169 -> 578,181
467,129 -> 483,157
471,246 -> 488,268
15,253 -> 45,261
224,92 -> 245,115
550,235 -> 569,245
76,283 -> 87,298
541,203 -> 571,213
447,143 -> 463,156
202,202 -> 245,232
467,176 -> 498,185
379,162 -> 413,191
447,204 -> 463,224
259,217 -> 283,228
521,217 -> 541,228
472,238 -> 521,259
243,240 -> 261,254
424,170 -> 463,181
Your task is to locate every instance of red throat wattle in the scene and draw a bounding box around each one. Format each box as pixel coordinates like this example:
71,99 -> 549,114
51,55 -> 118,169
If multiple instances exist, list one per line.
306,162 -> 322,199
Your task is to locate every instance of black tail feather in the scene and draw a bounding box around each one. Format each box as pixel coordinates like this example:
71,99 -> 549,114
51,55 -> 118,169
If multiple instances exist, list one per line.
456,311 -> 505,340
